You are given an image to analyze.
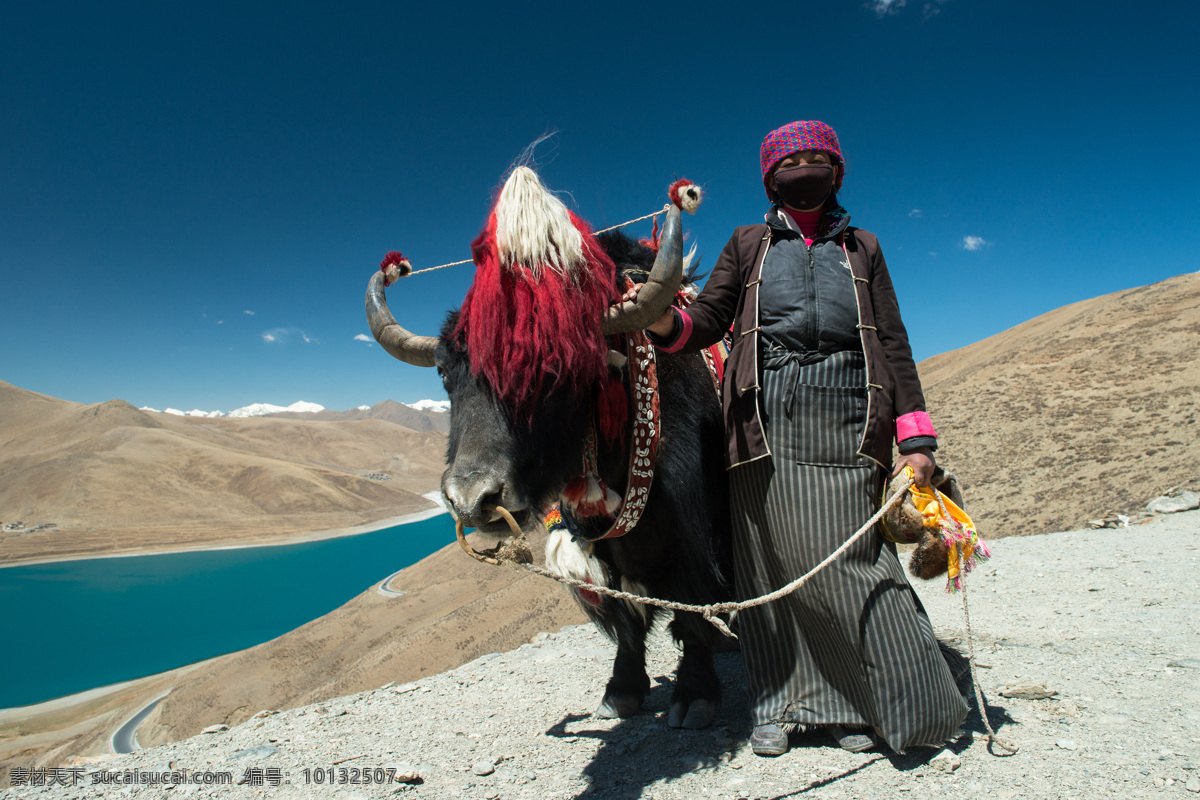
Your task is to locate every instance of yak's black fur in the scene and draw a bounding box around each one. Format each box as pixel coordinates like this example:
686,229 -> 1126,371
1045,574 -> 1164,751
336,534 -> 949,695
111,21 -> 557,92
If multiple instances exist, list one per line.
435,230 -> 733,725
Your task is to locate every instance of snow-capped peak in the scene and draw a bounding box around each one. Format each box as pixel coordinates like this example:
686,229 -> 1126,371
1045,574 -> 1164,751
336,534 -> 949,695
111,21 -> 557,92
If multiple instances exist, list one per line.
405,399 -> 450,413
226,401 -> 325,418
142,401 -> 325,418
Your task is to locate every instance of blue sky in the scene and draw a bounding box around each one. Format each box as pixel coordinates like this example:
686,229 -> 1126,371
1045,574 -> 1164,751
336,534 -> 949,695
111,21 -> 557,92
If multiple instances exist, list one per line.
2,1 -> 1196,411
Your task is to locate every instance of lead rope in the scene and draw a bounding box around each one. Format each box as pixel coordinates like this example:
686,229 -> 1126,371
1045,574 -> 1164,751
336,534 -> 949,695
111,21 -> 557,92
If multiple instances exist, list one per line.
455,477 -> 915,638
934,491 -> 1020,756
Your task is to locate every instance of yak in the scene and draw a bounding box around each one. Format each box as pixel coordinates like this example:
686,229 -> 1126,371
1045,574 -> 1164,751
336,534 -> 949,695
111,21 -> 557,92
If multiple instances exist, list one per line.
365,167 -> 732,729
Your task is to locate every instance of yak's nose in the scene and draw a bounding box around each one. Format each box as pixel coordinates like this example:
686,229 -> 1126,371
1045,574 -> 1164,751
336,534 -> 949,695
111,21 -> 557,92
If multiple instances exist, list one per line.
443,472 -> 505,527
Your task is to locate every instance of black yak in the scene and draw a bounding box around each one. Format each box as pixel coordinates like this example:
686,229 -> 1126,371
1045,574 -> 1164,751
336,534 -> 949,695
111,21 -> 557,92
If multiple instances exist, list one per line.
366,167 -> 731,727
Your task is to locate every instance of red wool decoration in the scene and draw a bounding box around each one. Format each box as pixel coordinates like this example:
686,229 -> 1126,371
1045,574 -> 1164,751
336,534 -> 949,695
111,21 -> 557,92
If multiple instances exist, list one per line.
380,250 -> 406,269
595,372 -> 628,446
668,178 -> 702,214
667,179 -> 692,207
638,215 -> 661,253
379,251 -> 411,286
455,211 -> 620,423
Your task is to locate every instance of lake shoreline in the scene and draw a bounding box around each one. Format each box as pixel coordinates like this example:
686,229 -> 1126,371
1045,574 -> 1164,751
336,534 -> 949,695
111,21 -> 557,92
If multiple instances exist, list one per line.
0,493 -> 449,570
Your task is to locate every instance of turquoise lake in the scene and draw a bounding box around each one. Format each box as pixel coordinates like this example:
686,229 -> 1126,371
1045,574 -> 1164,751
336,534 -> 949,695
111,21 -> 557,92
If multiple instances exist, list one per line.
0,513 -> 456,709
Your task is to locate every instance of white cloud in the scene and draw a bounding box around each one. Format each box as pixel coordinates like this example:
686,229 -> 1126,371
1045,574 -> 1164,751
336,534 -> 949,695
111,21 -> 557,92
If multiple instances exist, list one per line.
961,236 -> 990,251
908,209 -> 922,218
262,327 -> 318,345
924,0 -> 951,17
243,310 -> 255,316
870,0 -> 948,18
868,0 -> 906,16
353,334 -> 371,342
216,320 -> 223,325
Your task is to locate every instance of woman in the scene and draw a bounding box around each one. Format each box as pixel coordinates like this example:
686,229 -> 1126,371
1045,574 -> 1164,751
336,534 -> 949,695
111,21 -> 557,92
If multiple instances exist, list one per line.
639,120 -> 967,755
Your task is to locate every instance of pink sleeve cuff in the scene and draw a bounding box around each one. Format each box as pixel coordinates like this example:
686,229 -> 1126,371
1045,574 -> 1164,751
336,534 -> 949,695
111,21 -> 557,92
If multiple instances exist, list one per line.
656,309 -> 693,353
895,411 -> 937,441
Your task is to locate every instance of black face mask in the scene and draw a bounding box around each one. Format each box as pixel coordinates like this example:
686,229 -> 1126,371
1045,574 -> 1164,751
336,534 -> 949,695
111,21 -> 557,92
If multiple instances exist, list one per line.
773,164 -> 835,210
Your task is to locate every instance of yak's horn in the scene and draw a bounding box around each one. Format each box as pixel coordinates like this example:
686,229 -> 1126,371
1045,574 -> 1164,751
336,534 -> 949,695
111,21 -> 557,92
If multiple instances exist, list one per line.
601,205 -> 684,335
365,271 -> 439,367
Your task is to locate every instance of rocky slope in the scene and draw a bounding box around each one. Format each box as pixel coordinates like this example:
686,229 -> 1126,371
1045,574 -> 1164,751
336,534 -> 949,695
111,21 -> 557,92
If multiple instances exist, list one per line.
922,272 -> 1200,538
5,510 -> 1197,799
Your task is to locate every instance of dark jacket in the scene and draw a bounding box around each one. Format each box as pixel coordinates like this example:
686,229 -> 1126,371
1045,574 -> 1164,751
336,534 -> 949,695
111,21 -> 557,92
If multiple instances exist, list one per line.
655,210 -> 935,470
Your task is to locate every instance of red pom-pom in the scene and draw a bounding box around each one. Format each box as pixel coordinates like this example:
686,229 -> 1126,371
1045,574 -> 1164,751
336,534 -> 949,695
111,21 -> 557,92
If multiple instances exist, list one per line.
379,251 -> 412,286
668,179 -> 703,214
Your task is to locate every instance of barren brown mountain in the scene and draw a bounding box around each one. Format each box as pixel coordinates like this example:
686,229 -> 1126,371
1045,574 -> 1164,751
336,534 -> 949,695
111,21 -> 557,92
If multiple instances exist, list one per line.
922,272 -> 1200,538
0,382 -> 447,565
267,399 -> 450,433
3,272 -> 1199,776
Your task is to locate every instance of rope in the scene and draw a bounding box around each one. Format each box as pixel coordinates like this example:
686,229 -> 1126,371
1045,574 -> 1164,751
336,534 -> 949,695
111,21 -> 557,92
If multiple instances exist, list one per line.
458,477 -> 915,639
929,490 -> 1019,756
954,535 -> 1021,755
409,258 -> 474,276
593,205 -> 670,235
405,206 -> 671,276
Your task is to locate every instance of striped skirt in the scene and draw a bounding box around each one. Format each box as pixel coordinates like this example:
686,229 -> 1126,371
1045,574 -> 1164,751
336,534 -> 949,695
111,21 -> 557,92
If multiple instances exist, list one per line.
730,348 -> 967,752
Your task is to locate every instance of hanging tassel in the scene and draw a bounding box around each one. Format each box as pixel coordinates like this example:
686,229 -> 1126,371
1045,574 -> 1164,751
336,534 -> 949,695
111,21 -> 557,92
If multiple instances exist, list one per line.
638,214 -> 661,253
544,508 -> 606,608
941,507 -> 992,594
561,472 -> 621,518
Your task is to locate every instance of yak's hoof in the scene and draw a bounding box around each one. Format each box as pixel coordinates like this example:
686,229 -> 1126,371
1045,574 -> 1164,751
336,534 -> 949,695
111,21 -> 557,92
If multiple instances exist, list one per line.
596,694 -> 642,719
667,698 -> 717,729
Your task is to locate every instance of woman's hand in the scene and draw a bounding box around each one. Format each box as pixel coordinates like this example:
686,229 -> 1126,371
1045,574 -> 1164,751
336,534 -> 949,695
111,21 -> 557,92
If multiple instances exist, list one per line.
893,447 -> 935,487
618,283 -> 676,337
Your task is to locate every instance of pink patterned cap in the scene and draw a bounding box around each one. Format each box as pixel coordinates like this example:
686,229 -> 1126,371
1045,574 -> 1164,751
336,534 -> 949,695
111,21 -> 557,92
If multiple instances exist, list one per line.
760,121 -> 844,198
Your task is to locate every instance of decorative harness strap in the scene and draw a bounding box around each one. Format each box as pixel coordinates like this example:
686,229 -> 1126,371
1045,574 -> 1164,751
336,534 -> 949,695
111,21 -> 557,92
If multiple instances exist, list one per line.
556,291 -> 729,542
596,329 -> 660,539
557,327 -> 661,542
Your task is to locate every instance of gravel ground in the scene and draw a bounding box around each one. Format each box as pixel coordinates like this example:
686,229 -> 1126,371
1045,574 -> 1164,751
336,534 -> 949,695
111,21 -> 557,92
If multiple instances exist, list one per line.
5,510 -> 1198,800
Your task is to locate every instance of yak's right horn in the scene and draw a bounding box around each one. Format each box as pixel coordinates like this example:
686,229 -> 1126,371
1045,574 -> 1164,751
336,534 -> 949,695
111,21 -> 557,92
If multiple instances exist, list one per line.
601,205 -> 684,335
365,271 -> 439,367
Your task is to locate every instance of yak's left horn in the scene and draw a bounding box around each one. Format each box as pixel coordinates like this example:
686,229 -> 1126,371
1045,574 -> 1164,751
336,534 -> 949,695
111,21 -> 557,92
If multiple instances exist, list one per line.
601,205 -> 684,335
365,271 -> 439,367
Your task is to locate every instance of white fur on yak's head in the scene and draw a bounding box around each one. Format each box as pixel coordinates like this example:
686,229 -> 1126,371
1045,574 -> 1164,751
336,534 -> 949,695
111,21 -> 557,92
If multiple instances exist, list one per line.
493,166 -> 586,280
